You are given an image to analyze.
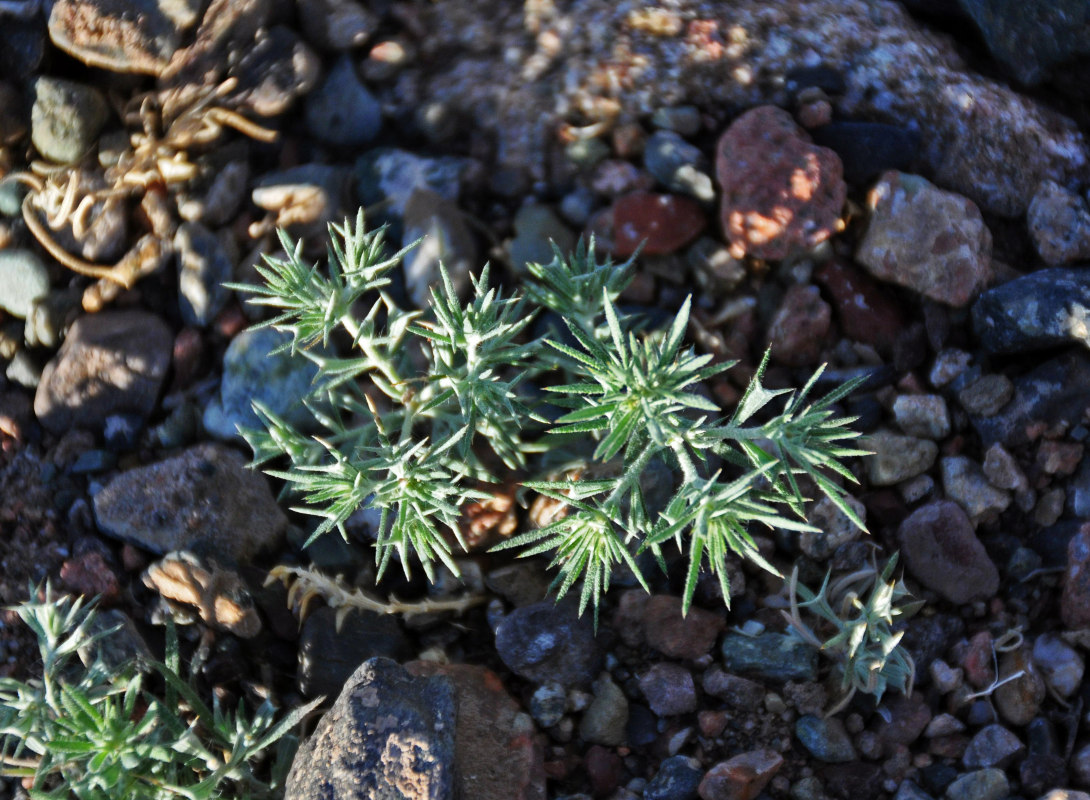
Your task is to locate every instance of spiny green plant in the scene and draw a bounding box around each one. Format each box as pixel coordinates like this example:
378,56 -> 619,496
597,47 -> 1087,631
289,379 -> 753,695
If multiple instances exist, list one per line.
0,583 -> 319,799
782,554 -> 923,714
230,210 -> 870,622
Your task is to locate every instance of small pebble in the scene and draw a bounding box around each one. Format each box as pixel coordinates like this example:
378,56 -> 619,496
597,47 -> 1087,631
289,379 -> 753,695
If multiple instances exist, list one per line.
304,56 -> 382,147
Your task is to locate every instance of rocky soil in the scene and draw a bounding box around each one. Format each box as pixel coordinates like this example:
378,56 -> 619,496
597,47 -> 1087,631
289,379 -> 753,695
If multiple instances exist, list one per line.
3,1 -> 1090,799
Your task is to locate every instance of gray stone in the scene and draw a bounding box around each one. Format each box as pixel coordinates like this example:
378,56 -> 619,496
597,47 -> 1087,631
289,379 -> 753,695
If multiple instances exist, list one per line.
897,500 -> 999,604
494,599 -> 602,688
529,683 -> 566,728
1027,180 -> 1090,266
643,130 -> 715,202
579,673 -> 628,746
639,662 -> 697,717
34,310 -> 171,434
0,249 -> 49,318
720,632 -> 819,682
286,658 -> 456,800
943,768 -> 1008,800
304,55 -> 382,147
972,268 -> 1090,353
644,755 -> 702,800
202,327 -> 323,441
941,456 -> 1011,521
401,188 -> 477,310
93,442 -> 287,562
30,76 -> 109,163
864,430 -> 938,485
175,222 -> 232,327
355,148 -> 468,229
799,495 -> 865,561
962,724 -> 1025,769
893,394 -> 951,440
507,204 -> 577,277
795,715 -> 857,762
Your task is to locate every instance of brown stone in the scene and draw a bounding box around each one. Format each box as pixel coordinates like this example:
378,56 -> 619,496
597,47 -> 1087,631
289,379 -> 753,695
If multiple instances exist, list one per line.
643,594 -> 725,660
699,749 -> 783,800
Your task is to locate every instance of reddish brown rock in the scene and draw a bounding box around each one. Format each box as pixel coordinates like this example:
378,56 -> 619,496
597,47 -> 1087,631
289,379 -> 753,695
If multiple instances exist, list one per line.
1062,523 -> 1090,629
856,171 -> 992,307
896,500 -> 999,604
407,661 -> 546,800
612,191 -> 705,257
60,551 -> 121,604
766,284 -> 832,367
699,749 -> 783,800
814,259 -> 904,353
584,745 -> 623,797
716,106 -> 846,261
643,594 -> 725,660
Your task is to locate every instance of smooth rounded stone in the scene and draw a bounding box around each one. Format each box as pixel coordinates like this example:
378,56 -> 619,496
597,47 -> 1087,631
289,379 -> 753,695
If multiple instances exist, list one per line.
639,663 -> 697,717
507,204 -> 576,276
994,646 -> 1046,726
34,310 -> 171,434
716,105 -> 845,261
401,188 -> 476,310
720,632 -> 818,682
972,268 -> 1090,353
799,494 -> 865,561
1027,181 -> 1090,266
0,175 -> 27,217
645,755 -> 702,800
529,682 -> 566,728
298,606 -> 411,698
304,55 -> 382,147
972,352 -> 1090,448
958,0 -> 1090,86
48,0 -> 188,76
699,749 -> 783,800
811,121 -> 920,186
893,394 -> 951,440
943,768 -> 1008,800
856,171 -> 991,307
286,658 -> 456,800
767,284 -> 832,367
1062,523 -> 1090,629
174,222 -> 232,327
0,249 -> 49,318
644,130 -> 715,202
30,76 -> 109,163
251,164 -> 348,238
864,430 -> 938,486
795,715 -> 857,762
93,442 -> 287,562
297,0 -> 376,50
579,673 -> 628,746
611,191 -> 706,257
406,662 -> 546,800
642,594 -> 725,660
941,456 -> 1011,522
202,327 -> 322,441
494,599 -> 602,688
962,724 -> 1025,769
897,500 -> 999,604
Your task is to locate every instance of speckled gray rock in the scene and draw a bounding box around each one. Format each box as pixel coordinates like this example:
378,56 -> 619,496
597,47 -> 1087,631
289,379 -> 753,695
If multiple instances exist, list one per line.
639,662 -> 697,716
799,495 -> 865,560
494,599 -> 602,688
30,76 -> 109,163
893,394 -> 951,440
304,55 -> 382,147
796,715 -> 857,762
864,430 -> 938,485
720,632 -> 818,682
897,500 -> 999,604
941,456 -> 1010,522
0,249 -> 49,318
93,442 -> 287,562
644,755 -> 702,800
972,268 -> 1090,353
175,222 -> 232,327
34,310 -> 171,434
202,327 -> 323,440
286,658 -> 456,800
1027,181 -> 1090,266
971,352 -> 1090,448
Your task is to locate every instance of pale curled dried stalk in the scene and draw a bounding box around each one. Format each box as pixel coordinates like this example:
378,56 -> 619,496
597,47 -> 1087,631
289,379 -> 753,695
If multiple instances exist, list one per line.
265,564 -> 485,629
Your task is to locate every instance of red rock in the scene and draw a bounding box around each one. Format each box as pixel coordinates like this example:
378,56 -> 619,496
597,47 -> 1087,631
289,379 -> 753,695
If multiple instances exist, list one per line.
766,284 -> 832,367
1061,523 -> 1090,629
406,662 -> 546,800
60,551 -> 121,603
874,693 -> 931,756
896,500 -> 999,604
814,259 -> 904,353
1035,441 -> 1084,476
699,749 -> 783,800
716,106 -> 846,261
612,191 -> 706,257
958,631 -> 998,690
170,327 -> 204,392
643,594 -> 725,660
584,745 -> 623,797
612,589 -> 650,648
699,710 -> 729,738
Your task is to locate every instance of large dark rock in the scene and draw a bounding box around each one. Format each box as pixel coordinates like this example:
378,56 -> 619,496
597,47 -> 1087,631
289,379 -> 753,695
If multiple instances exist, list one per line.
971,268 -> 1090,353
298,607 -> 411,698
286,658 -> 456,800
494,599 -> 602,687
